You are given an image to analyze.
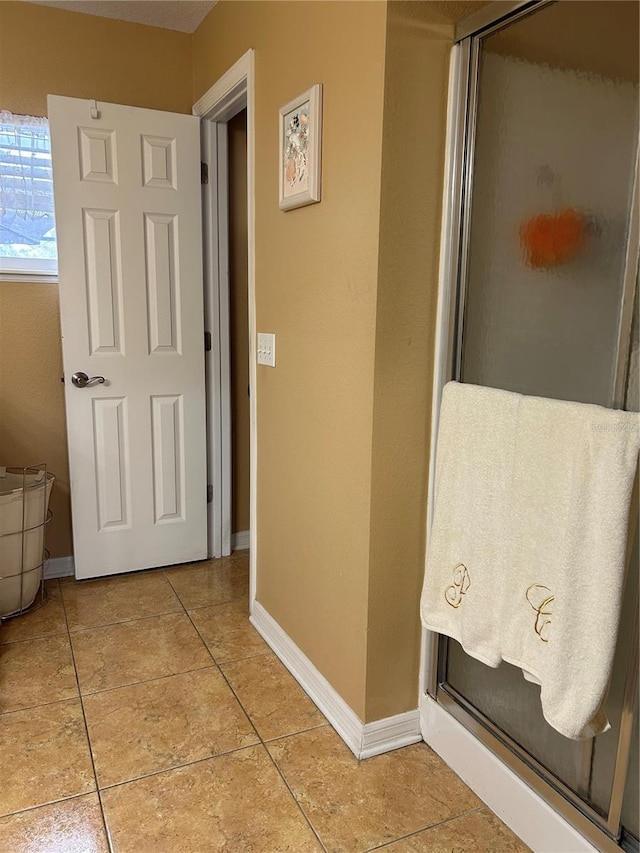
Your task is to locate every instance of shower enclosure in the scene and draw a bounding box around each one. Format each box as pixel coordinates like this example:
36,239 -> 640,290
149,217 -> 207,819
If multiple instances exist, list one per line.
425,2 -> 639,850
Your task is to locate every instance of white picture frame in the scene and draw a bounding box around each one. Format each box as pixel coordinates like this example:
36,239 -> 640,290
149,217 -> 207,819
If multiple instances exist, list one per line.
279,84 -> 323,211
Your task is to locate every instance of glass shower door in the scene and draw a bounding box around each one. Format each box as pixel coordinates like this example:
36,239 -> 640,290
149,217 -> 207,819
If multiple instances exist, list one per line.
438,0 -> 639,846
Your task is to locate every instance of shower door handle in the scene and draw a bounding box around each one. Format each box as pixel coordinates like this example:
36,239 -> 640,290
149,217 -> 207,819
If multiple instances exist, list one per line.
71,371 -> 106,388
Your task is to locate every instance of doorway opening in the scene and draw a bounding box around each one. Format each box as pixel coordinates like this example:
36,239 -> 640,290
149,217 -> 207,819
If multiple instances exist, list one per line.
194,50 -> 257,605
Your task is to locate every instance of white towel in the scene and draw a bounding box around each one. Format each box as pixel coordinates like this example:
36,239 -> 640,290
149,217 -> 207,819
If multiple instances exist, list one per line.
421,381 -> 640,740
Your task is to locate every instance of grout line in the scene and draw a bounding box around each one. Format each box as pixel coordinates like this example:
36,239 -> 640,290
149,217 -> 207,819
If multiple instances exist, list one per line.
183,597 -> 250,614
58,581 -> 114,853
0,579 -> 65,646
0,629 -> 69,647
261,742 -> 329,852
262,720 -> 330,743
0,693 -> 81,718
0,789 -> 100,821
171,584 -> 262,740
364,805 -> 486,851
77,662 -> 215,698
161,568 -> 257,708
209,649 -> 273,666
99,789 -> 115,853
65,607 -> 187,635
97,743 -> 261,792
174,577 -> 327,849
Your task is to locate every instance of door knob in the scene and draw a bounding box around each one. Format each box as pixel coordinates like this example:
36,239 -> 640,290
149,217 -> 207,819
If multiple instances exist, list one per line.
71,371 -> 106,388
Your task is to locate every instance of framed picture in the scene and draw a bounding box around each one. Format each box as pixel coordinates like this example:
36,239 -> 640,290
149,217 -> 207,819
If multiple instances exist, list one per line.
279,84 -> 323,211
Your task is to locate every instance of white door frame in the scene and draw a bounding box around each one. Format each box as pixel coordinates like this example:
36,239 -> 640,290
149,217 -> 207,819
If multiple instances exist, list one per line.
193,50 -> 257,605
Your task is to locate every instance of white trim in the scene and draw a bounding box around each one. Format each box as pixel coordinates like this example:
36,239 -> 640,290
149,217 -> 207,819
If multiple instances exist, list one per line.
419,43 -> 464,701
193,48 -> 256,599
231,529 -> 249,551
217,120 -> 232,557
0,258 -> 57,276
251,601 -> 421,760
201,118 -> 232,558
360,710 -> 422,759
200,113 -> 223,558
0,273 -> 58,284
420,694 -> 599,853
192,52 -> 253,120
44,555 -> 74,579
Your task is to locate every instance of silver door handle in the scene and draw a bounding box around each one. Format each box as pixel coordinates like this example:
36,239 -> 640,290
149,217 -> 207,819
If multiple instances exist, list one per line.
71,371 -> 106,388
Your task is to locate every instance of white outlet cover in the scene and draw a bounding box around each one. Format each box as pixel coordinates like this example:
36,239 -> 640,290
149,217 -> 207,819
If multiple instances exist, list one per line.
257,332 -> 276,367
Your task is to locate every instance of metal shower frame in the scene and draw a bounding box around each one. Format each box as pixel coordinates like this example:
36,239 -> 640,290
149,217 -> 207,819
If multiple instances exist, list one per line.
423,2 -> 640,850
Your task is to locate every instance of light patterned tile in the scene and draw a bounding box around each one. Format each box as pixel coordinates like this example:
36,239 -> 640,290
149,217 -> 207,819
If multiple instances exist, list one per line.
0,700 -> 95,816
164,554 -> 249,609
101,745 -> 321,852
220,652 -> 326,740
188,599 -> 268,663
267,726 -> 481,852
71,613 -> 212,694
381,808 -> 531,851
0,634 -> 77,713
0,581 -> 67,644
61,570 -> 181,631
84,667 -> 258,787
0,793 -> 109,853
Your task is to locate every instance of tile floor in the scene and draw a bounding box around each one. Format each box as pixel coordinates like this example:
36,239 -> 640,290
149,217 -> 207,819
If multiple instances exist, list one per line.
0,551 -> 530,852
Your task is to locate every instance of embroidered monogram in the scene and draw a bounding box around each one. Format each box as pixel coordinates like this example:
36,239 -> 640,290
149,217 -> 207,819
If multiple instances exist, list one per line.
526,584 -> 555,643
445,563 -> 471,608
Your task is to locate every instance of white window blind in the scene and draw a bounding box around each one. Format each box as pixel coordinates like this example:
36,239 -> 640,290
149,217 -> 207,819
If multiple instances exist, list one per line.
0,111 -> 57,276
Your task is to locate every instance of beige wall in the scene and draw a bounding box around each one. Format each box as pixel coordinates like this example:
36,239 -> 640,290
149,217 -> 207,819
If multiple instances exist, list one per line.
366,1 -> 459,720
0,282 -> 70,557
193,0 -> 480,720
194,0 -> 388,717
0,2 -> 193,557
228,110 -> 251,535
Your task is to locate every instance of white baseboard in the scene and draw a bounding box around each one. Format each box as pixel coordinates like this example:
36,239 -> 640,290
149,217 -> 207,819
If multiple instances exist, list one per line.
420,693 -> 600,853
361,709 -> 422,759
44,556 -> 75,579
250,601 -> 421,760
231,530 -> 250,551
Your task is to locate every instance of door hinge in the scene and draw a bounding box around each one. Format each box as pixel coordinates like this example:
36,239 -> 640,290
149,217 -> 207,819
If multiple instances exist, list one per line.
207,484 -> 213,503
201,161 -> 209,184
204,331 -> 212,352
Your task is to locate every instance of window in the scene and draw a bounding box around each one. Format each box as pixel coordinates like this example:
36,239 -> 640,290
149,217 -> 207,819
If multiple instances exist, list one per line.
0,111 -> 57,277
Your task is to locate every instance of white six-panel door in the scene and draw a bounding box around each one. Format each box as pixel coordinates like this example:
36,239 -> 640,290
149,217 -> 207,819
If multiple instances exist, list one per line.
48,96 -> 207,579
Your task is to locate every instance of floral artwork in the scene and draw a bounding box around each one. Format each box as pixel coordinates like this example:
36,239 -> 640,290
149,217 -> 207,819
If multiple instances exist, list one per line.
283,104 -> 310,198
279,84 -> 322,211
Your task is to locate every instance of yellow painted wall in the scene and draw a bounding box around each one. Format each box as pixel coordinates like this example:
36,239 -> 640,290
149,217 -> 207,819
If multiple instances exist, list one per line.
366,0 -> 483,720
193,0 -> 483,720
0,2 -> 192,557
193,0 -> 388,716
0,282 -> 70,557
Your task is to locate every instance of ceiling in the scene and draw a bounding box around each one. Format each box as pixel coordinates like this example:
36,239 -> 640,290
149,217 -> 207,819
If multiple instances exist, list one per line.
28,0 -> 217,33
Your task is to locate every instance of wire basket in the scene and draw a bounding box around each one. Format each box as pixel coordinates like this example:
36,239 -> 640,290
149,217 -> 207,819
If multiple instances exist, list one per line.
0,464 -> 54,620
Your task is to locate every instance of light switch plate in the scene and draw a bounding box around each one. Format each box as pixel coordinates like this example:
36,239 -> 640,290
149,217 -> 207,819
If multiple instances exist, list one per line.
257,332 -> 276,367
